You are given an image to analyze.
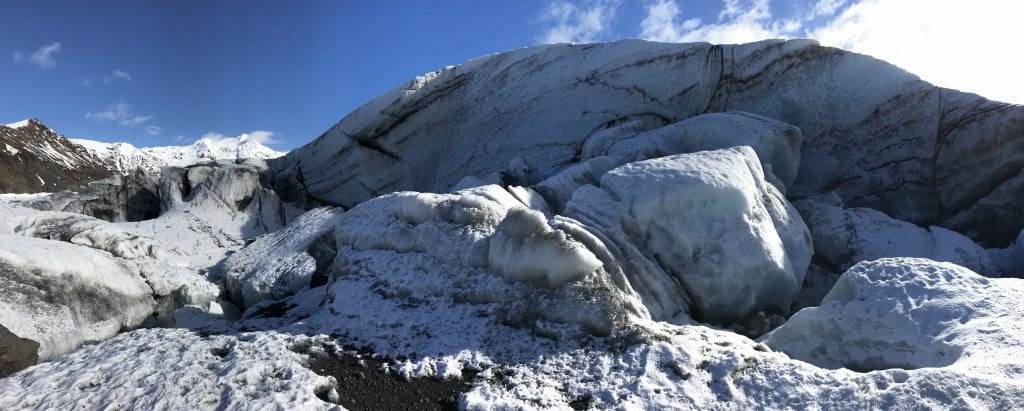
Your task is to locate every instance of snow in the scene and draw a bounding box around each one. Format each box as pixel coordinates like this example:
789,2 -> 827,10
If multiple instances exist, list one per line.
0,329 -> 334,410
488,207 -> 602,288
3,143 -> 18,156
765,258 -> 1024,375
224,207 -> 343,307
72,134 -> 286,174
34,174 -> 43,186
70,138 -> 165,174
0,192 -> 52,202
3,119 -> 30,129
565,146 -> 812,325
143,134 -> 285,168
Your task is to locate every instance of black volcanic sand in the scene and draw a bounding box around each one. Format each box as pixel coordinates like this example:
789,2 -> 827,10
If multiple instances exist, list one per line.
295,342 -> 480,411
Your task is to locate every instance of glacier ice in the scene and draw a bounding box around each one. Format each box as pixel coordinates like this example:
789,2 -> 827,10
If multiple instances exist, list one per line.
271,39 -> 1024,246
224,206 -> 343,308
0,236 -> 155,375
487,207 -> 602,288
6,170 -> 161,223
797,195 -> 998,276
533,111 -> 802,213
1,38 -> 1023,409
565,146 -> 812,325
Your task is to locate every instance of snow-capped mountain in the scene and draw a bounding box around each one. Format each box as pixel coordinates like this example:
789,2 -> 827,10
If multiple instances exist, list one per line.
72,133 -> 286,175
0,119 -> 112,193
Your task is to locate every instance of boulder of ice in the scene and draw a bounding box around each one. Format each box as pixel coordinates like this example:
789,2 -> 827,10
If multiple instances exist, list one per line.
224,207 -> 344,308
0,235 -> 155,376
797,196 -> 998,276
565,146 -> 812,325
0,203 -> 218,322
534,112 -> 803,212
597,112 -> 802,190
764,258 -> 1024,374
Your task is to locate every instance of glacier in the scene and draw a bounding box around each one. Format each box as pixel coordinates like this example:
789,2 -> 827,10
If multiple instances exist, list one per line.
0,39 -> 1023,409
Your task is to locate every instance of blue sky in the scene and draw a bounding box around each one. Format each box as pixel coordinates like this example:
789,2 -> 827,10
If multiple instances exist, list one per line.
3,1 -> 1022,150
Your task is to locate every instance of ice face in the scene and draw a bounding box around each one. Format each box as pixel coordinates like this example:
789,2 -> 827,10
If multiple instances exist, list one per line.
224,207 -> 343,308
566,146 -> 812,325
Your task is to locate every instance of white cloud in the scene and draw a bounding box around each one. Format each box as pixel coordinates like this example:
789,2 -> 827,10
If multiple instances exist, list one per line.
246,130 -> 279,145
538,0 -> 618,44
640,0 -> 797,44
811,0 -> 848,18
85,102 -> 154,127
144,125 -> 161,136
635,0 -> 1023,103
809,0 -> 1024,104
639,0 -> 684,42
102,70 -> 133,84
196,130 -> 278,146
12,42 -> 62,68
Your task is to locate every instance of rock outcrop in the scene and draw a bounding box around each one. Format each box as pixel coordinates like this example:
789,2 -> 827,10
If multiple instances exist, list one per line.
0,119 -> 113,194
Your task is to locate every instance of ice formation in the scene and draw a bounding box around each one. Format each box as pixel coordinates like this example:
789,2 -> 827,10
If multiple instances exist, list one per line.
797,195 -> 999,276
565,146 -> 811,325
272,39 -> 1024,247
0,235 -> 155,375
1,39 -> 1023,409
330,185 -> 642,338
224,206 -> 343,307
765,258 -> 1024,375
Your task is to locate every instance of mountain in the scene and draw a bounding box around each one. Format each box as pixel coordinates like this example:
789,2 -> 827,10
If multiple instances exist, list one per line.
71,134 -> 286,175
3,39 -> 1024,409
0,119 -> 112,193
0,119 -> 286,194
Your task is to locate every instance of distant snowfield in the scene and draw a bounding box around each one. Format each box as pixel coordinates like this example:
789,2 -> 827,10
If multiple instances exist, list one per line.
2,39 -> 1024,409
3,119 -> 30,129
71,133 -> 286,174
